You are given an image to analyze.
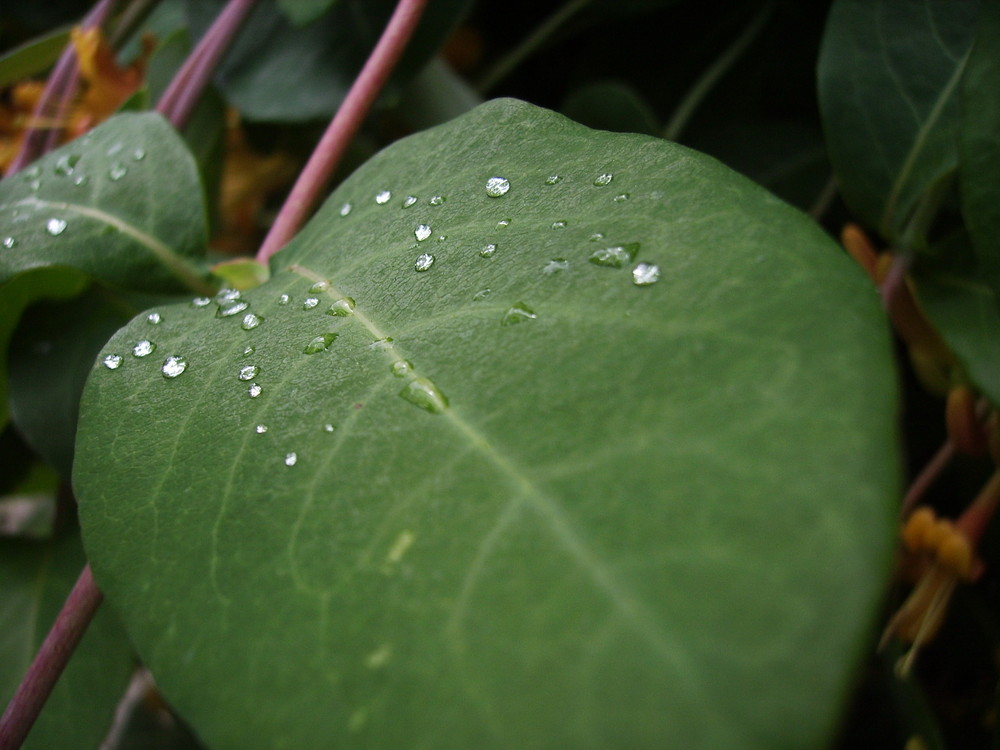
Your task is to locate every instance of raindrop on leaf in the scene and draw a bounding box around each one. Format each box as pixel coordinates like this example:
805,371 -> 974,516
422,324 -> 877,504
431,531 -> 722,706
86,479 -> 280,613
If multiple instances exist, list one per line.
161,356 -> 187,378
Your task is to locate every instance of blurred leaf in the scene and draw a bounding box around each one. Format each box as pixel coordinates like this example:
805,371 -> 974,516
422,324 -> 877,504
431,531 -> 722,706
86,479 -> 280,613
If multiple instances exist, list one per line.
914,232 -> 1000,404
184,0 -> 473,121
275,0 -> 338,27
393,57 -> 482,132
211,258 -> 270,290
818,0 -> 979,242
561,80 -> 659,135
0,527 -> 133,750
77,99 -> 898,749
959,0 -> 1000,293
0,462 -> 58,539
0,26 -> 71,88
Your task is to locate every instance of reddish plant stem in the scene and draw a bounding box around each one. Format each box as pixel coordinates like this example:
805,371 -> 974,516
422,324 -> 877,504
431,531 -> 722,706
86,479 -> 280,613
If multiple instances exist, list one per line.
879,251 -> 911,310
256,0 -> 430,263
901,439 -> 956,516
156,0 -> 257,130
0,565 -> 103,750
6,0 -> 118,175
957,470 -> 1000,547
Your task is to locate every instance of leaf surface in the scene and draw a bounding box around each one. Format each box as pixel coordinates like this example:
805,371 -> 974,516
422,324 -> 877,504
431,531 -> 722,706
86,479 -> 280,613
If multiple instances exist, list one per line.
75,99 -> 899,749
818,0 -> 979,241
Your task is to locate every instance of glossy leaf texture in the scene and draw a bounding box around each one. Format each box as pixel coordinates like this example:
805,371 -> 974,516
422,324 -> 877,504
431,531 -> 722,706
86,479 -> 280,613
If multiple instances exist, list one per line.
75,99 -> 899,749
818,0 -> 979,242
185,0 -> 473,121
0,528 -> 133,749
0,112 -> 211,294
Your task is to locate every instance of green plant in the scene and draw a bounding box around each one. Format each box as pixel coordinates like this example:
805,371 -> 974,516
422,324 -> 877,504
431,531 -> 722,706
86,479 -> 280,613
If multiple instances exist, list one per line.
0,1 -> 997,748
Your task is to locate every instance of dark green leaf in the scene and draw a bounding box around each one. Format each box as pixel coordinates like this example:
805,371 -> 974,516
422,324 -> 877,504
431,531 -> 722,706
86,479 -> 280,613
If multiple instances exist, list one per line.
959,0 -> 1000,293
818,0 -> 979,242
914,233 -> 1000,404
0,26 -> 71,88
0,528 -> 133,750
76,99 -> 899,749
0,112 -> 212,294
561,80 -> 660,136
0,267 -> 89,430
275,0 -> 338,26
184,0 -> 473,121
8,288 -> 135,478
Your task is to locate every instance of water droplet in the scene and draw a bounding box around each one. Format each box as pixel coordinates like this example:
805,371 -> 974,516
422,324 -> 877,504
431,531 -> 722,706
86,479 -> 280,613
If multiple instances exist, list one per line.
106,143 -> 123,157
284,452 -> 298,467
238,365 -> 259,380
495,219 -> 510,230
304,332 -> 338,354
54,153 -> 80,176
473,288 -> 491,301
216,288 -> 241,301
391,360 -> 413,377
242,345 -> 255,357
436,234 -> 448,242
365,644 -> 393,669
632,262 -> 661,286
302,297 -> 319,310
545,175 -> 562,185
501,303 -> 538,326
28,180 -> 41,192
161,356 -> 187,378
550,220 -> 567,229
132,339 -> 156,357
543,258 -> 569,275
368,337 -> 394,350
323,423 -> 335,433
109,162 -> 127,181
132,148 -> 146,161
485,176 -> 510,197
399,377 -> 448,413
45,218 -> 67,236
216,300 -> 249,317
402,195 -> 417,208
309,280 -> 330,293
589,232 -> 605,242
593,173 -> 613,186
326,298 -> 355,316
479,243 -> 497,258
24,166 -> 40,179
375,190 -> 391,204
339,203 -> 352,216
146,312 -> 162,325
589,243 -> 639,268
248,383 -> 262,398
241,312 -> 262,330
255,424 -> 268,434
414,224 -> 432,242
428,195 -> 445,206
192,296 -> 212,307
277,294 -> 290,305
2,236 -> 15,249
414,253 -> 435,271
102,354 -> 123,370
614,193 -> 630,203
72,175 -> 89,187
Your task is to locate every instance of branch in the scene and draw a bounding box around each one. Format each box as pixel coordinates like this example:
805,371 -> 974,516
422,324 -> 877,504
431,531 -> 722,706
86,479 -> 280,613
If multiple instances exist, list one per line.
156,0 -> 258,130
0,565 -> 103,750
256,0 -> 430,263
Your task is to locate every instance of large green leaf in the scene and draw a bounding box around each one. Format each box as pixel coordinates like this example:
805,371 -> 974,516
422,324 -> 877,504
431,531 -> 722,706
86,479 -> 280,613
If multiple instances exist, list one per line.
0,527 -> 133,750
960,0 -> 1000,293
75,99 -> 899,749
185,0 -> 472,121
818,0 -> 979,242
0,112 -> 211,294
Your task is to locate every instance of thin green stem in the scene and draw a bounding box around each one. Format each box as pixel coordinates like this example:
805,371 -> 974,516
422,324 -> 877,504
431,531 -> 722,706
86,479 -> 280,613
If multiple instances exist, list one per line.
0,565 -> 103,750
256,0 -> 430,263
475,0 -> 592,94
663,1 -> 773,142
807,174 -> 839,221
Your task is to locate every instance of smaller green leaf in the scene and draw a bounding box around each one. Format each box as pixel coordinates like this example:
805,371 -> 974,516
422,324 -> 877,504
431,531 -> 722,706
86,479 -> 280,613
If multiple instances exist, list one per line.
561,80 -> 660,136
211,258 -> 270,290
276,0 -> 338,26
0,112 -> 212,295
818,0 -> 979,243
0,26 -> 71,88
0,528 -> 133,750
960,0 -> 1000,292
914,233 -> 1000,405
0,267 -> 89,431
